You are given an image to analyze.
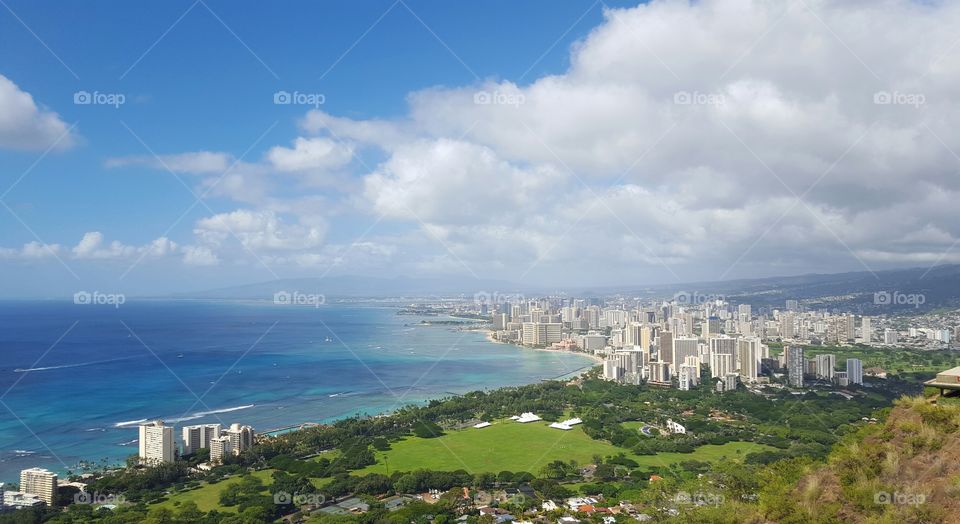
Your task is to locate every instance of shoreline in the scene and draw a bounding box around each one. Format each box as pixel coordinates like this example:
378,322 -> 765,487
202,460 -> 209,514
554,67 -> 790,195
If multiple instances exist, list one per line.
484,330 -> 605,367
8,321 -> 598,483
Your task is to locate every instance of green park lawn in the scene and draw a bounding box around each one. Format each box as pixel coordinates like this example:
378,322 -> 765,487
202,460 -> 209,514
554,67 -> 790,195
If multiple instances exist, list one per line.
153,469 -> 330,513
358,419 -> 770,475
153,469 -> 276,513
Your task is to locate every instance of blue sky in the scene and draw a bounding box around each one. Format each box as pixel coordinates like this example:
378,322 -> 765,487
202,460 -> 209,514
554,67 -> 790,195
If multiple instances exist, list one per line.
1,0 -> 959,296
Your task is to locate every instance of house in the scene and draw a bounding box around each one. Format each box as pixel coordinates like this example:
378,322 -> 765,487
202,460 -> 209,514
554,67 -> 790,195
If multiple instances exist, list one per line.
566,497 -> 599,511
666,419 -> 686,434
541,500 -> 560,511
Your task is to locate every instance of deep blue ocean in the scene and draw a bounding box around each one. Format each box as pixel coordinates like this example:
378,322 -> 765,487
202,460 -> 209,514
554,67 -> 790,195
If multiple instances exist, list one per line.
0,300 -> 594,483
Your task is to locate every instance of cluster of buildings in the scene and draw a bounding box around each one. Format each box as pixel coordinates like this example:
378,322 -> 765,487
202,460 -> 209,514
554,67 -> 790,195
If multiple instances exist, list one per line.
487,297 -> 869,392
0,467 -> 58,510
780,346 -> 863,388
4,420 -> 257,512
138,420 -> 255,465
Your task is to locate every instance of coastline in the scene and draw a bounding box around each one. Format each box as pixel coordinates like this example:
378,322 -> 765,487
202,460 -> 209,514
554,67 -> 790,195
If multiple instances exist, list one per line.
483,330 -> 605,366
1,308 -> 598,483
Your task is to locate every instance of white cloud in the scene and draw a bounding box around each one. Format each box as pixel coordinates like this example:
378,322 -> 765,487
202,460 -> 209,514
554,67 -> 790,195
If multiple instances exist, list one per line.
266,137 -> 354,173
182,245 -> 219,266
193,209 -> 326,252
48,1 -> 960,283
71,231 -> 179,260
0,75 -> 75,151
0,241 -> 62,259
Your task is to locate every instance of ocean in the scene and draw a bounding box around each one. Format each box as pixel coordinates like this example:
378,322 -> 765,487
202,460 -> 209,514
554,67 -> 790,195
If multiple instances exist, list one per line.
0,300 -> 594,483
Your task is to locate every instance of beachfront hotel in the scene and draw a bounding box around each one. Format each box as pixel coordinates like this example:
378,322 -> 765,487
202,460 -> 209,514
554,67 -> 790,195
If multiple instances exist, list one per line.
19,467 -> 57,506
209,424 -> 256,464
181,423 -> 222,456
139,421 -> 176,464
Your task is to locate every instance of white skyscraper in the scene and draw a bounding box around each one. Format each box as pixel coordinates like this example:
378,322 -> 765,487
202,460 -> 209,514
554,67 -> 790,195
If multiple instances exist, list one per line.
672,336 -> 700,371
860,316 -> 872,343
19,468 -> 57,506
709,337 -> 736,380
815,354 -> 836,380
139,420 -> 176,464
846,358 -> 863,385
736,336 -> 761,382
181,423 -> 221,456
785,345 -> 805,387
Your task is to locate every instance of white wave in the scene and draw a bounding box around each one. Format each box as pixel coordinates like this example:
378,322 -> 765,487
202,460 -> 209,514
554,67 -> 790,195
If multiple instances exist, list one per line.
15,356 -> 135,373
165,404 -> 256,424
113,418 -> 148,428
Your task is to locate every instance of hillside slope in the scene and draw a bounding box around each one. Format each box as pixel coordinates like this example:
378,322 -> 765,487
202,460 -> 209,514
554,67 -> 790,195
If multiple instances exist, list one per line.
787,396 -> 960,523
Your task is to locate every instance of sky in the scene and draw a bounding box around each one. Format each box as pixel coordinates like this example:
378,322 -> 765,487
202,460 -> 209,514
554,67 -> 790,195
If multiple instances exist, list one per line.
1,0 -> 959,297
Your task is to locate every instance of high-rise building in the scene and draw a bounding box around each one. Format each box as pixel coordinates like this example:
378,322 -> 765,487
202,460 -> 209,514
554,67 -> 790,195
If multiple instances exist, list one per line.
648,362 -> 671,385
785,345 -> 805,387
224,423 -> 255,453
659,331 -> 673,364
737,336 -> 761,382
672,336 -> 699,370
884,328 -> 898,344
815,354 -> 836,380
521,322 -> 562,346
702,317 -> 721,339
19,468 -> 57,506
139,420 -> 176,464
786,300 -> 799,312
678,363 -> 700,390
181,424 -> 221,456
846,358 -> 863,385
709,352 -> 734,379
860,316 -> 872,342
209,435 -> 233,464
780,312 -> 796,339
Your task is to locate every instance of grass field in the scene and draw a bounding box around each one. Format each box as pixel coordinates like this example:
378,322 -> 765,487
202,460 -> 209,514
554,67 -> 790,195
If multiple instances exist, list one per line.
358,420 -> 771,475
154,469 -> 277,513
153,469 -> 330,513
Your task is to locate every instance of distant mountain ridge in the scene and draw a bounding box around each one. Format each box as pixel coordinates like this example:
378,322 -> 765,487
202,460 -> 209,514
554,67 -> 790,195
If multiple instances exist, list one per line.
175,264 -> 960,312
173,275 -> 529,299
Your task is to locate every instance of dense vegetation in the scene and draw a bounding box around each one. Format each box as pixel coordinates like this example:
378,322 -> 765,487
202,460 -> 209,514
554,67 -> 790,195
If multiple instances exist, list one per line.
0,366 -> 924,523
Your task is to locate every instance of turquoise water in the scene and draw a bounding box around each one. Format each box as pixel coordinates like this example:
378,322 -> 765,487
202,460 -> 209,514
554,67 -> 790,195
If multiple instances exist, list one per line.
0,300 -> 594,482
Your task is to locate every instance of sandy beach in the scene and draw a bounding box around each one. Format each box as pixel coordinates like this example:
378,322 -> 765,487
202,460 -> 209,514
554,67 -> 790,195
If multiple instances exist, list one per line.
484,330 -> 605,365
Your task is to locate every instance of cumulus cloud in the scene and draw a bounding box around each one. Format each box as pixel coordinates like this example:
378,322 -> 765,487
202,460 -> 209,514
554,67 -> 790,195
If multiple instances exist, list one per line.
71,231 -> 179,260
45,1 -> 960,283
0,75 -> 75,151
0,241 -> 63,259
193,209 -> 326,252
